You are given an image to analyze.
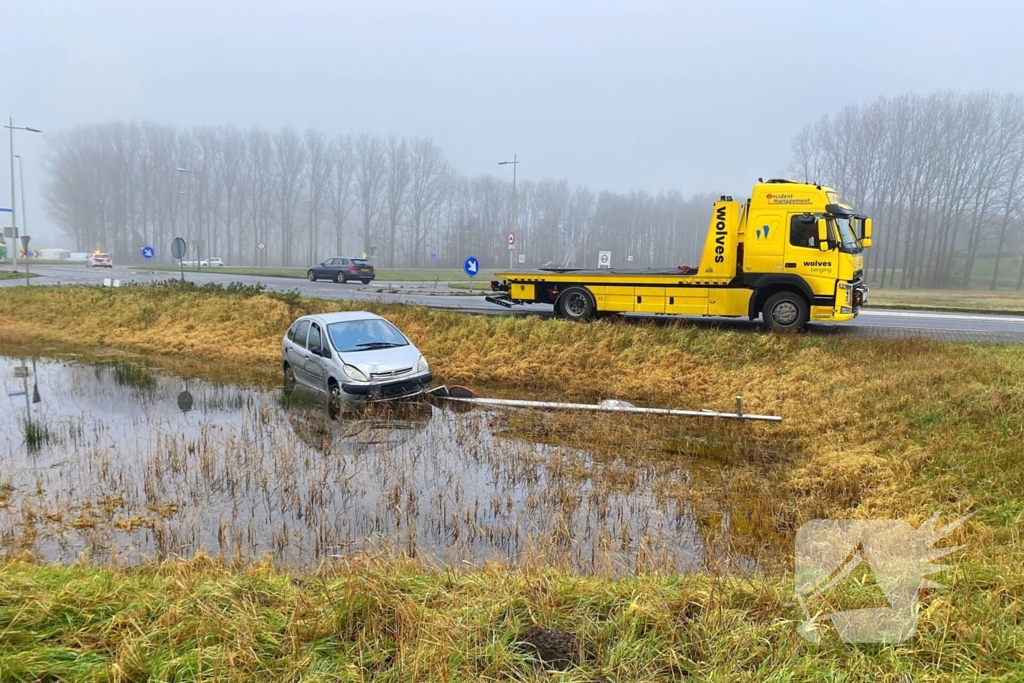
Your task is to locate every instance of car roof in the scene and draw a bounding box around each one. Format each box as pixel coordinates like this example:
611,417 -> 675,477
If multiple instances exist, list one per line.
305,311 -> 385,325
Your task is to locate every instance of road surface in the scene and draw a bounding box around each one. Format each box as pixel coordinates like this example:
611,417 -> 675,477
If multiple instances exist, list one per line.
4,263 -> 1024,344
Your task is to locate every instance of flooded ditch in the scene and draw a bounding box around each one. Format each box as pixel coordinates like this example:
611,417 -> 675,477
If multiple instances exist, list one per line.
0,352 -> 790,574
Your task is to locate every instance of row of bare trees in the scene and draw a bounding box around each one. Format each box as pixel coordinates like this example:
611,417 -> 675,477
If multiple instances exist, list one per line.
790,91 -> 1024,289
44,122 -> 717,270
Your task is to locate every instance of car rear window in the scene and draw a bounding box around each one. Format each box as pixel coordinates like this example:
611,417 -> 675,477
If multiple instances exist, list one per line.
96,254 -> 110,258
352,259 -> 372,266
327,319 -> 408,353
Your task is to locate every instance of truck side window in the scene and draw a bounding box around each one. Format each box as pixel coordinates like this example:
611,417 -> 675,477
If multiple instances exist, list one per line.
790,216 -> 817,248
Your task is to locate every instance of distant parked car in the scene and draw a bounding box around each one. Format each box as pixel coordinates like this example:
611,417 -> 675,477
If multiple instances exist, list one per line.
86,252 -> 113,268
200,257 -> 225,267
180,258 -> 200,267
282,311 -> 431,402
306,257 -> 375,284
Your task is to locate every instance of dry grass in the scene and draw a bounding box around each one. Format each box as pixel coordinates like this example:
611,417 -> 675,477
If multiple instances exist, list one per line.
1,283 -> 1022,680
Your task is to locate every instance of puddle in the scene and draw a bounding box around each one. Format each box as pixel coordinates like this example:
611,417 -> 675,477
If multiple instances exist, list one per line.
0,354 -> 786,573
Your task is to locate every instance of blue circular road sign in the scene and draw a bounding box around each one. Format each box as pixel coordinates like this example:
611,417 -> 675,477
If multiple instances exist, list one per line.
141,246 -> 155,259
463,256 -> 480,278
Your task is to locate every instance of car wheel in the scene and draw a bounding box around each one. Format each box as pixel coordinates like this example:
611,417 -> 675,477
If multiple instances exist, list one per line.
283,363 -> 296,387
335,272 -> 346,284
763,291 -> 809,332
558,286 -> 596,321
307,270 -> 316,282
360,279 -> 371,285
328,380 -> 343,403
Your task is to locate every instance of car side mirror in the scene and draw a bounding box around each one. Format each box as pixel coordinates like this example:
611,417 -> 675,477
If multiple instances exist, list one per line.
309,347 -> 320,357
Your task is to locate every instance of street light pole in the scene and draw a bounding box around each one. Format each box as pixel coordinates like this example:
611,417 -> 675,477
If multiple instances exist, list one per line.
498,154 -> 519,270
14,155 -> 26,242
177,168 -> 200,268
5,117 -> 42,273
98,200 -> 107,247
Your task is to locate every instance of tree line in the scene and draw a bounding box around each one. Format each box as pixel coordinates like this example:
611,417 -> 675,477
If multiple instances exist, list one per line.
44,124 -> 716,271
790,91 -> 1024,289
44,90 -> 1024,288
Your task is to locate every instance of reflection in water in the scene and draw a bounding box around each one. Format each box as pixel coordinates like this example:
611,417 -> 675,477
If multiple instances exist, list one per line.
0,355 -> 783,573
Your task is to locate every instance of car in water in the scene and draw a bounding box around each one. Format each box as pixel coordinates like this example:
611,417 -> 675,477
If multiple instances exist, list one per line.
306,257 -> 375,284
86,252 -> 114,268
282,311 -> 431,402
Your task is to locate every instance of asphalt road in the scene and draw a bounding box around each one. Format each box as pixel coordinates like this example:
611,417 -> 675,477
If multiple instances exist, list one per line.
5,263 -> 1024,344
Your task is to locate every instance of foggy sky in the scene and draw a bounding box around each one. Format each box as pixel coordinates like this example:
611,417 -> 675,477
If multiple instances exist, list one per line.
4,0 -> 1024,244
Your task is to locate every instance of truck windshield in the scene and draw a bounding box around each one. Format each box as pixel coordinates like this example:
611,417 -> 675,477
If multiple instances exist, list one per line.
831,217 -> 861,253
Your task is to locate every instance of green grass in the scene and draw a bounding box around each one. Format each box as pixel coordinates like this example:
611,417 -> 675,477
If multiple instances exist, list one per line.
130,266 -> 500,282
0,270 -> 40,281
868,288 -> 1024,314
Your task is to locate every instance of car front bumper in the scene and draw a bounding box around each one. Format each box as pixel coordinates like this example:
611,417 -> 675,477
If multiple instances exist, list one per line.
342,372 -> 432,401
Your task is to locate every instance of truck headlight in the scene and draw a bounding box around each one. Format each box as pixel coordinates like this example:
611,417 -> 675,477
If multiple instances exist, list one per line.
417,355 -> 429,373
343,365 -> 368,382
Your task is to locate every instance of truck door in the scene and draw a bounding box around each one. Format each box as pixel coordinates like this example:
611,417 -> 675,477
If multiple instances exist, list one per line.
785,215 -> 837,286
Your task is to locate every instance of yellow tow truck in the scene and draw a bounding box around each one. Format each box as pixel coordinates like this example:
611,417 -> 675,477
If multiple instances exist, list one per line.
487,179 -> 872,331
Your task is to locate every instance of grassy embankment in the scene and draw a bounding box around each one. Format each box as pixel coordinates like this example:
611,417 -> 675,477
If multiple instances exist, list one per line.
1,282 -> 1022,681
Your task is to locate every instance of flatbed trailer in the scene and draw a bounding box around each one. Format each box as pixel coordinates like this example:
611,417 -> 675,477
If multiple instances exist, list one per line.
488,179 -> 872,331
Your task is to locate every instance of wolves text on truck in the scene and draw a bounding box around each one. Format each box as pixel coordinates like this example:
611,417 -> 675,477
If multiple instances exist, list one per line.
487,179 -> 872,332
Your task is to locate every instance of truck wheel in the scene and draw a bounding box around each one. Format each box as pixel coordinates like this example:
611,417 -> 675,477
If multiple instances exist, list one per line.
763,291 -> 809,332
558,287 -> 595,321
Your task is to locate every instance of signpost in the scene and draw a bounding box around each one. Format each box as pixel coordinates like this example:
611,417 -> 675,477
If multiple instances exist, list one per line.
141,246 -> 155,260
257,240 -> 266,268
20,235 -> 30,285
508,232 -> 516,269
171,236 -> 187,281
518,253 -> 525,264
598,251 -> 611,268
464,256 -> 479,292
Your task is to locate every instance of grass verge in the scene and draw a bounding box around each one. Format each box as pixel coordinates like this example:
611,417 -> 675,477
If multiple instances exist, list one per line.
867,287 -> 1024,314
0,270 -> 39,281
128,266 -> 499,282
0,282 -> 1022,680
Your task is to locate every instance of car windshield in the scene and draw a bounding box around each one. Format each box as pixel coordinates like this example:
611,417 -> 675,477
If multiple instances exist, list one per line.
831,217 -> 860,252
327,319 -> 409,352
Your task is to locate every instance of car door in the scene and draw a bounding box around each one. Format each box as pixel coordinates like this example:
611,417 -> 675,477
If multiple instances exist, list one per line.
322,258 -> 342,279
286,319 -> 312,385
304,322 -> 328,390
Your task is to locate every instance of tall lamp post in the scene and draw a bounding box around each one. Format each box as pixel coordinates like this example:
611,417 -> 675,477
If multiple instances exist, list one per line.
14,155 -> 27,243
5,118 -> 42,273
498,154 -> 519,270
98,200 -> 107,247
177,167 -> 201,268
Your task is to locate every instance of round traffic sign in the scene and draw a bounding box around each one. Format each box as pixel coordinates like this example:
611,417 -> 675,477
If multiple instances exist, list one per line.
600,253 -> 609,264
508,232 -> 515,246
257,241 -> 266,251
141,246 -> 155,259
463,256 -> 480,278
171,237 -> 187,260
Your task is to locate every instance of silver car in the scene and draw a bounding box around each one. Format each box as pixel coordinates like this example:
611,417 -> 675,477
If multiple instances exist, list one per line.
281,312 -> 432,402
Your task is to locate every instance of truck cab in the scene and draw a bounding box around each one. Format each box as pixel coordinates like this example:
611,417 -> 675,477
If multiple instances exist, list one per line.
488,179 -> 871,331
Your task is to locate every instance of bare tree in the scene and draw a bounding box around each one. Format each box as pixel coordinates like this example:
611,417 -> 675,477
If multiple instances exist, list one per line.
354,134 -> 386,257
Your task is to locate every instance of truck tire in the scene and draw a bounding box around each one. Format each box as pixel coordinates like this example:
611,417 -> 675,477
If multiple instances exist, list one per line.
557,287 -> 596,321
762,291 -> 809,332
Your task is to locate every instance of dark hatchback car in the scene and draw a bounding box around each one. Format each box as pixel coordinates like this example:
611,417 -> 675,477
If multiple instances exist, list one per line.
307,257 -> 375,284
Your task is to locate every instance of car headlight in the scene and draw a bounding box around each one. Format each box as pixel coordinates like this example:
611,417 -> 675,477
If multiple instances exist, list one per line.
343,365 -> 368,382
417,355 -> 429,373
